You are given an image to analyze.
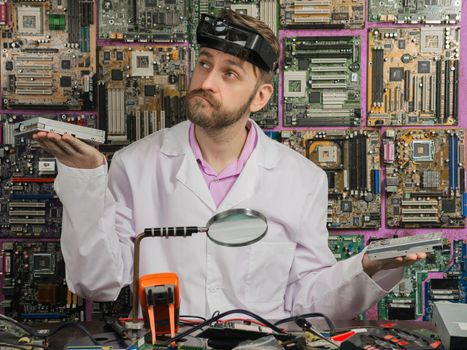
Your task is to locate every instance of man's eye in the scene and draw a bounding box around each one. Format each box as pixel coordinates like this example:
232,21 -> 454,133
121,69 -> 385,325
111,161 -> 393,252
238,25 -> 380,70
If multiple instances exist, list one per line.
226,71 -> 237,78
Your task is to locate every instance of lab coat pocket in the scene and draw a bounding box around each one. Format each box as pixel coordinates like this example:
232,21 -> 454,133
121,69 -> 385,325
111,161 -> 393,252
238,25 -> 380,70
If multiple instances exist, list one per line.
246,242 -> 296,303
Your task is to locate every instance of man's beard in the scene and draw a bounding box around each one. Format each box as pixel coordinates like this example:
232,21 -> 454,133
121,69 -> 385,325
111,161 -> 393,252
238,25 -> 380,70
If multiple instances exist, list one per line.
186,87 -> 257,130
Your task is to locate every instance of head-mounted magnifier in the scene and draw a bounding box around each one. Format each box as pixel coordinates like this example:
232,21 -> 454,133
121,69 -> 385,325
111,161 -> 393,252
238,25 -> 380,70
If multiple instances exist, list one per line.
196,13 -> 278,72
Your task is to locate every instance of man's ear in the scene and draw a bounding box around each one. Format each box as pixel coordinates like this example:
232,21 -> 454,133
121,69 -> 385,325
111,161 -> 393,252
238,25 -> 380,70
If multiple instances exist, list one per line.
250,83 -> 273,113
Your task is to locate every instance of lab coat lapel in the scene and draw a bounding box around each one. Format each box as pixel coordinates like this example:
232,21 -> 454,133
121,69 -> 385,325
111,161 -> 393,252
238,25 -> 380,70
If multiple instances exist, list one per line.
216,151 -> 260,212
176,152 -> 216,211
161,121 -> 217,211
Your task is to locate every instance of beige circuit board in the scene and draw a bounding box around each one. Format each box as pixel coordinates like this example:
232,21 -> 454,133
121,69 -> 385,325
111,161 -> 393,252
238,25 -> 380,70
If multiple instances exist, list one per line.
367,27 -> 460,126
98,45 -> 188,146
383,129 -> 465,228
1,1 -> 96,110
281,129 -> 381,229
280,0 -> 365,28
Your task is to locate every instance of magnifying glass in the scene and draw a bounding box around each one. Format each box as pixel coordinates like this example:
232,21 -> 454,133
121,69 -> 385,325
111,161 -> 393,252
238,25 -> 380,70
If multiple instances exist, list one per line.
131,208 -> 268,320
142,208 -> 267,247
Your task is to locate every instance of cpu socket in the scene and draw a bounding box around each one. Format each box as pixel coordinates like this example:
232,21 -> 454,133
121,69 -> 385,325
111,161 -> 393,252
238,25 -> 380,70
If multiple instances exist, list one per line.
17,6 -> 43,34
131,51 -> 154,77
410,140 -> 434,162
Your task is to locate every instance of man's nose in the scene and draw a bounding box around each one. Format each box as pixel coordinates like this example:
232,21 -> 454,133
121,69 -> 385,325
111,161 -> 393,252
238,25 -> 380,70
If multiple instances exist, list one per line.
199,70 -> 218,92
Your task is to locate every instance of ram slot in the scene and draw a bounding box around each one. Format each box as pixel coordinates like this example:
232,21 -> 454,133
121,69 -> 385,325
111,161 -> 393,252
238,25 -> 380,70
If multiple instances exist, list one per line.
435,60 -> 442,122
131,0 -> 138,31
460,168 -> 465,193
449,135 -> 453,189
454,134 -> 459,190
404,70 -> 410,101
135,112 -> 141,141
68,0 -> 80,44
421,76 -> 427,112
98,83 -> 107,138
79,0 -> 94,26
411,76 -> 417,113
358,135 -> 368,192
430,76 -> 435,112
452,60 -> 458,121
394,87 -> 400,112
348,138 -> 357,192
444,60 -> 451,120
127,113 -> 136,142
143,110 -> 150,138
150,111 -> 157,134
372,48 -> 384,106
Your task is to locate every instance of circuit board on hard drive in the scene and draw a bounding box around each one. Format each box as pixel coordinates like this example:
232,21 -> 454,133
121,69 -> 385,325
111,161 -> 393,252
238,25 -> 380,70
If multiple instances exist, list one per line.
383,128 -> 466,228
281,129 -> 381,229
1,1 -> 96,110
367,27 -> 460,126
283,36 -> 361,127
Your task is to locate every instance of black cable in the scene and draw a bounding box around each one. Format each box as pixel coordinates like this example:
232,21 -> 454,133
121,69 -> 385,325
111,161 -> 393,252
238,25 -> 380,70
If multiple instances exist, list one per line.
45,322 -> 100,345
0,314 -> 39,337
0,342 -> 46,349
0,315 -> 100,345
179,315 -> 207,322
169,309 -> 288,343
273,312 -> 336,335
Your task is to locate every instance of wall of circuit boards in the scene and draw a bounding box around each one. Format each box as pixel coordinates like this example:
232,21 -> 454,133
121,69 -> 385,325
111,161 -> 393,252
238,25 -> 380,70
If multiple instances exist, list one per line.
0,0 -> 465,323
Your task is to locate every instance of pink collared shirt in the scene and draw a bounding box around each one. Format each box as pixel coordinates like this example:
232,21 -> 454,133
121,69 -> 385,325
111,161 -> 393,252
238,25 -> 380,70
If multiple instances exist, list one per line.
189,121 -> 258,208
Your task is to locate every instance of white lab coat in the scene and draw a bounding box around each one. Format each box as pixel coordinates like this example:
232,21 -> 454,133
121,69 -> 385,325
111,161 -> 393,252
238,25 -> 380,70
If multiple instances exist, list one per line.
56,120 -> 402,320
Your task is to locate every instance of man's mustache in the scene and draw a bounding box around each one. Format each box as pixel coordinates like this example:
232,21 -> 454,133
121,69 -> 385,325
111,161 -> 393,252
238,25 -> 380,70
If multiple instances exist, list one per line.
187,89 -> 221,108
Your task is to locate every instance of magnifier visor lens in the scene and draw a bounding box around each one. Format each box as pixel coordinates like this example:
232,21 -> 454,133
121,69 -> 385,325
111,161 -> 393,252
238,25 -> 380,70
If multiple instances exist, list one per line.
206,209 -> 267,247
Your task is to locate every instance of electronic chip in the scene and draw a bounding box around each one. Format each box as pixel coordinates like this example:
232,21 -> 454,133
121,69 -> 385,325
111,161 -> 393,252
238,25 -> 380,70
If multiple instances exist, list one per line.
103,51 -> 111,61
341,201 -> 353,212
389,67 -> 404,81
310,91 -> 321,103
60,76 -> 72,87
398,40 -> 406,49
422,170 -> 440,188
61,60 -> 71,70
442,199 -> 455,213
5,61 -> 13,71
298,59 -> 309,70
418,61 -> 431,73
410,140 -> 434,161
144,85 -> 155,96
116,51 -> 124,61
111,69 -> 123,81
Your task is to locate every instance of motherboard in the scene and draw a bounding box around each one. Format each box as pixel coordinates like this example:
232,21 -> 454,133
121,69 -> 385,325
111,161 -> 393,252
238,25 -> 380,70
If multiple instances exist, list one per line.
367,27 -> 460,126
383,128 -> 466,228
281,129 -> 381,229
283,36 -> 361,127
1,0 -> 97,110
